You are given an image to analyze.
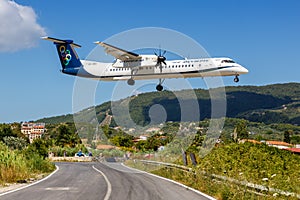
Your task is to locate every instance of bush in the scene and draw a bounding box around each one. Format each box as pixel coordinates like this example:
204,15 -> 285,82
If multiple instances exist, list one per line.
198,143 -> 300,193
50,144 -> 88,157
0,142 -> 55,184
3,136 -> 27,150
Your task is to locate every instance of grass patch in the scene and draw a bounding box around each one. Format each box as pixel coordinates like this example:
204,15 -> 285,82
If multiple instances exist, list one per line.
0,142 -> 55,185
126,142 -> 300,200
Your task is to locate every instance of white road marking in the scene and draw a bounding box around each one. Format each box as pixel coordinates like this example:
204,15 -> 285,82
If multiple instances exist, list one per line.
45,187 -> 70,191
0,165 -> 60,197
121,163 -> 216,200
92,165 -> 112,200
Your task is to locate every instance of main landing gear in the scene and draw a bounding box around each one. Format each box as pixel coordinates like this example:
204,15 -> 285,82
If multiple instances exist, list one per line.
156,84 -> 163,91
127,78 -> 135,86
156,78 -> 164,91
127,68 -> 137,86
127,78 -> 164,91
234,75 -> 239,83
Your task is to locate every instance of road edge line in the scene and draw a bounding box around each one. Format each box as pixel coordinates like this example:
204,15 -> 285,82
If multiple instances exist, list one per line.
0,165 -> 60,197
121,163 -> 216,200
92,165 -> 112,200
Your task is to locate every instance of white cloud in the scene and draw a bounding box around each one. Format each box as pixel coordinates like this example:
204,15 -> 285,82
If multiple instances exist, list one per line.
0,0 -> 46,52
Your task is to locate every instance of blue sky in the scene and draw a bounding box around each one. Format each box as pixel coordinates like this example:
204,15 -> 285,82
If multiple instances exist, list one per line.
0,0 -> 299,123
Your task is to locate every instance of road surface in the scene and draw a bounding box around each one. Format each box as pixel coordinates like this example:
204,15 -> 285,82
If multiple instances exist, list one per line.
0,162 -> 214,200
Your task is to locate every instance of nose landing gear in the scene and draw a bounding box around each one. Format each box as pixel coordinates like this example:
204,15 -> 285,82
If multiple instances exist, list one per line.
234,75 -> 239,83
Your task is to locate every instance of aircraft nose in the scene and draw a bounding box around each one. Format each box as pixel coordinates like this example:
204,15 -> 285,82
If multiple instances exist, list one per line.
239,66 -> 249,74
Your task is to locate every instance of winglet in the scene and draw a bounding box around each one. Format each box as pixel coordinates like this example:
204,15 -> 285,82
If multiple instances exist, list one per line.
94,41 -> 102,45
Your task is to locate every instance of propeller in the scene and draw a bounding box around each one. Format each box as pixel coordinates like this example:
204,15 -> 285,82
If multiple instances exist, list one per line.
154,47 -> 167,73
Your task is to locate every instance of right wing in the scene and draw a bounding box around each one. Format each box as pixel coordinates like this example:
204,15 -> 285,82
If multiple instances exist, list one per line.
95,42 -> 141,61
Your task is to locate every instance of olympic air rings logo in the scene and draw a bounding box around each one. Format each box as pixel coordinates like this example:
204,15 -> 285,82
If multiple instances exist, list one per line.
59,45 -> 72,66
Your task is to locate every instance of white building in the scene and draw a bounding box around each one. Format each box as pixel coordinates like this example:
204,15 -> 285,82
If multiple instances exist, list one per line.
21,122 -> 45,143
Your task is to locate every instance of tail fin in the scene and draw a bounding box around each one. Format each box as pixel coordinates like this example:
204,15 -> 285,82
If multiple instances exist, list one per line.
42,37 -> 82,72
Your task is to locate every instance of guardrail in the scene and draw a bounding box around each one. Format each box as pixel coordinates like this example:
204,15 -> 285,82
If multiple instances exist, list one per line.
135,159 -> 300,199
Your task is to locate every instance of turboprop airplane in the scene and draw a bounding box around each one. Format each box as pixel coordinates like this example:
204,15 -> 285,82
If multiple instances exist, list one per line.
42,37 -> 248,91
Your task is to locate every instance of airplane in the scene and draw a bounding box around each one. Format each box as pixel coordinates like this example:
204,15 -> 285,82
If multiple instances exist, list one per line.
42,37 -> 248,91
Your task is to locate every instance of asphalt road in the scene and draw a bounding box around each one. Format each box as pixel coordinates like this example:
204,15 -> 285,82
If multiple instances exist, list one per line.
0,162 -> 214,200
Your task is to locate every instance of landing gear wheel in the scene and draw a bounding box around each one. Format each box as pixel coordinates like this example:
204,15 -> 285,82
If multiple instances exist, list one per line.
127,78 -> 135,86
156,84 -> 163,91
234,76 -> 239,83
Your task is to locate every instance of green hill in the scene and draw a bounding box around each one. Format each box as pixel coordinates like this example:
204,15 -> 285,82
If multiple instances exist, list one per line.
37,82 -> 300,125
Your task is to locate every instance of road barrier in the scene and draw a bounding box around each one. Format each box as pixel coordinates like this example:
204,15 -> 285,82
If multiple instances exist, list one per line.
49,156 -> 92,162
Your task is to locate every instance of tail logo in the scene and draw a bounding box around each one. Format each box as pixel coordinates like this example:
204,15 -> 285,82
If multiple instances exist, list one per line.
59,45 -> 72,66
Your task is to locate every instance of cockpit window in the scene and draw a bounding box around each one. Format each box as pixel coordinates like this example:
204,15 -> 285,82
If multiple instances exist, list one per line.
221,60 -> 235,63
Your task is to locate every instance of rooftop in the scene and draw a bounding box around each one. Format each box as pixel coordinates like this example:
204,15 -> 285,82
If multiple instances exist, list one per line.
266,141 -> 292,146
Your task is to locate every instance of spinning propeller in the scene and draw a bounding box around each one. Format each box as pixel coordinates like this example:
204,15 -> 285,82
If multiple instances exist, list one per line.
154,48 -> 167,73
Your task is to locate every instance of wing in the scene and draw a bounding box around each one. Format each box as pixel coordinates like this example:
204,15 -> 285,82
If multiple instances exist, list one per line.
95,42 -> 141,61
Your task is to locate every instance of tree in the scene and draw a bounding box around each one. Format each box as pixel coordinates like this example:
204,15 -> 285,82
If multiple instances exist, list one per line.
3,136 -> 27,150
0,124 -> 17,141
145,137 -> 161,151
234,119 -> 249,140
135,140 -> 147,151
25,138 -> 49,158
110,135 -> 133,148
290,135 -> 300,144
53,125 -> 81,147
284,130 -> 292,143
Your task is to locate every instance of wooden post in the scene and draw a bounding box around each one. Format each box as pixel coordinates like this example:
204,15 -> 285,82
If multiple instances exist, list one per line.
190,152 -> 197,166
182,148 -> 188,166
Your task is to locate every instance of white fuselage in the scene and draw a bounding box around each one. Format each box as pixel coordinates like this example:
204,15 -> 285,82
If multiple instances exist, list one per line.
76,56 -> 248,81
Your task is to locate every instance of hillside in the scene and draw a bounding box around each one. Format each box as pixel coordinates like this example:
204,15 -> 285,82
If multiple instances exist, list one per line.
37,82 -> 300,125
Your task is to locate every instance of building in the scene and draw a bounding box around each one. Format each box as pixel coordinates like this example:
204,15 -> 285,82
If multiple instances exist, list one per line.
239,139 -> 262,144
133,135 -> 149,143
21,122 -> 45,143
284,148 -> 300,155
265,141 -> 292,149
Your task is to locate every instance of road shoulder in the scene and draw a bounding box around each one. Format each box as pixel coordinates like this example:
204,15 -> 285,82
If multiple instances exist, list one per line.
0,165 -> 59,196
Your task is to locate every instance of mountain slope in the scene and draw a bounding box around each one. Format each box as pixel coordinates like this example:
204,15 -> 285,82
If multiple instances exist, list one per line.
37,83 -> 300,125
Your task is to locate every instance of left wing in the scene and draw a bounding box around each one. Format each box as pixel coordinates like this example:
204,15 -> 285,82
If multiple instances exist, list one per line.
95,42 -> 141,61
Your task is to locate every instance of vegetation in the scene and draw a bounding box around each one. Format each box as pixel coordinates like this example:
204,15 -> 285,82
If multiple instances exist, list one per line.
1,82 -> 299,197
45,123 -> 87,156
0,141 -> 55,185
123,116 -> 300,199
36,83 -> 300,126
128,142 -> 300,199
0,122 -> 86,185
199,143 -> 300,192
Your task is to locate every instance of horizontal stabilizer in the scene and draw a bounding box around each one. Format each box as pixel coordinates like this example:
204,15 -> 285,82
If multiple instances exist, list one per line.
41,36 -> 81,48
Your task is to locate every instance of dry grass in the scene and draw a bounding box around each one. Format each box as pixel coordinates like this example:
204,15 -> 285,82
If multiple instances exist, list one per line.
0,143 -> 55,185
